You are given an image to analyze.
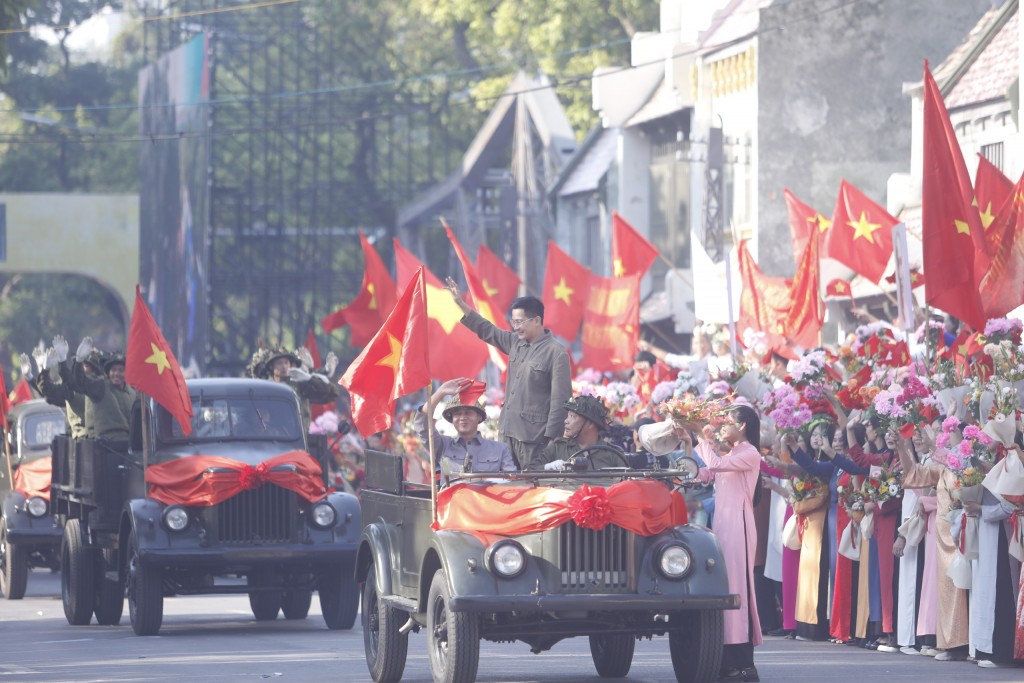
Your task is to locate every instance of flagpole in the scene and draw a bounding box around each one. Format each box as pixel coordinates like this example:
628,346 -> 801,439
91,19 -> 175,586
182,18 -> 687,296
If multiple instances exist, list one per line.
3,418 -> 14,492
724,247 -> 737,359
425,382 -> 438,527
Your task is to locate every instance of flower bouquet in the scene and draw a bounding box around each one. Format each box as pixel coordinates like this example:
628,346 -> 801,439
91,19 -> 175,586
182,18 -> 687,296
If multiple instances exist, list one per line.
836,366 -> 873,410
983,317 -> 1024,345
862,465 -> 903,505
599,381 -> 642,425
761,384 -> 811,435
788,350 -> 840,390
790,474 -> 829,515
945,425 -> 992,504
657,394 -> 728,432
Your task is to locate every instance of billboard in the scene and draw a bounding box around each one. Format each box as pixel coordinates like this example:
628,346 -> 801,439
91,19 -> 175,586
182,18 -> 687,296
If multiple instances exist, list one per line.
138,34 -> 210,377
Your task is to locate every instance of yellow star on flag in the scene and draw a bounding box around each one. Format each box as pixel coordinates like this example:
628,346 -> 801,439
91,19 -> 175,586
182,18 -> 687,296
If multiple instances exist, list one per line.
835,281 -> 846,292
145,342 -> 171,375
375,332 -> 402,373
957,342 -> 969,356
954,219 -> 971,235
978,202 -> 996,229
553,276 -> 574,306
613,258 -> 625,277
482,278 -> 499,298
367,283 -> 378,310
817,214 -> 832,233
847,212 -> 881,243
425,283 -> 464,334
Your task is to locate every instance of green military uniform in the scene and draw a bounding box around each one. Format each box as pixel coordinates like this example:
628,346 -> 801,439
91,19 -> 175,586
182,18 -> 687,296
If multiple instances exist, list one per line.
528,437 -> 626,471
35,368 -> 82,439
285,375 -> 337,428
74,359 -> 136,441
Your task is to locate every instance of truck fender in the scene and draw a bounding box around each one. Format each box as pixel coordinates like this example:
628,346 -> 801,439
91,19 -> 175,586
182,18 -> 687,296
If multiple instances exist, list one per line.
323,490 -> 361,544
422,531 -> 489,605
356,523 -> 394,596
124,498 -> 170,549
1,491 -> 28,532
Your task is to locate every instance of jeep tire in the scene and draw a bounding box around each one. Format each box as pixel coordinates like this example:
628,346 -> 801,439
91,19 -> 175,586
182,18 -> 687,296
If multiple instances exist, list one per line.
362,564 -> 408,683
669,609 -> 724,683
282,590 -> 312,619
127,529 -> 163,635
94,548 -> 124,625
589,633 -> 635,677
0,524 -> 28,600
319,572 -> 358,630
61,519 -> 96,625
426,569 -> 479,683
248,591 -> 282,620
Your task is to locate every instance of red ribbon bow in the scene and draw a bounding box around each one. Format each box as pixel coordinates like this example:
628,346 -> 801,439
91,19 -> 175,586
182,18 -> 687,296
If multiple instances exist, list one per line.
567,484 -> 614,530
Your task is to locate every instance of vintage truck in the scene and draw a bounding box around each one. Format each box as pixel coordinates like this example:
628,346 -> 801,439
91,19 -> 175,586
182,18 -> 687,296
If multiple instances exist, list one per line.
0,399 -> 67,599
51,378 -> 361,635
356,449 -> 738,683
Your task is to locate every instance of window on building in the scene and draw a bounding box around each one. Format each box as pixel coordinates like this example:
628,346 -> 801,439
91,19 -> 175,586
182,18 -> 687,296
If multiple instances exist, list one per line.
981,142 -> 1004,172
649,136 -> 691,289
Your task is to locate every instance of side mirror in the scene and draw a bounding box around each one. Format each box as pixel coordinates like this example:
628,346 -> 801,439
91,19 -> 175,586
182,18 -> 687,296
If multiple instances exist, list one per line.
674,455 -> 701,481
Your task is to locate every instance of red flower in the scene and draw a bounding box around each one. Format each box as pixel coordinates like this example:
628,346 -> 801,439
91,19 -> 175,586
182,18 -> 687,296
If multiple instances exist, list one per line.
567,484 -> 613,531
238,464 -> 265,490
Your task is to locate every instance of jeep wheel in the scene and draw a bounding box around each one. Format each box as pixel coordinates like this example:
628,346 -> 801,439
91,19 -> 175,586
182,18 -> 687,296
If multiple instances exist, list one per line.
94,548 -> 124,625
589,634 -> 635,677
127,530 -> 163,636
362,565 -> 408,683
1,524 -> 29,600
668,609 -> 724,683
319,572 -> 359,630
248,591 -> 282,620
61,519 -> 96,625
427,569 -> 479,683
281,590 -> 312,619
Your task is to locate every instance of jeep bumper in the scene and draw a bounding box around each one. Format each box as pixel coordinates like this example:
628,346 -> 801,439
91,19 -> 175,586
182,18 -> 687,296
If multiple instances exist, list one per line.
137,543 -> 355,569
447,593 -> 741,612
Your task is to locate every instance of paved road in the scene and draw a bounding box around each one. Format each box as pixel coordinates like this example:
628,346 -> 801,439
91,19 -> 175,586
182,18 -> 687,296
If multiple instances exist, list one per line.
1,571 -> 1021,682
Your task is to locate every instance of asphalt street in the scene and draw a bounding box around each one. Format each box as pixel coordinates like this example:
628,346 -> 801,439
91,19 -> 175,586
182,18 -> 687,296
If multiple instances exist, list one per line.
1,570 -> 1021,683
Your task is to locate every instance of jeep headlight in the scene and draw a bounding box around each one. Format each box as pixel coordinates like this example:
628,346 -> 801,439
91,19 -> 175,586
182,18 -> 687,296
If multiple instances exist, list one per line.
309,502 -> 336,529
657,543 -> 692,580
487,540 -> 526,579
162,505 -> 190,532
26,496 -> 47,518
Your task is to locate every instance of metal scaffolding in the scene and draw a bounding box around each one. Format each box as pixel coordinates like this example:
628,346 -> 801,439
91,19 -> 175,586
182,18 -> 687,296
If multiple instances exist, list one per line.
140,0 -> 466,376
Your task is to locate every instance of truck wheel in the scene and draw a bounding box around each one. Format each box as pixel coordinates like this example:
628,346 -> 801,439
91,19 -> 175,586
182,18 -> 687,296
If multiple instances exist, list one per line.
281,590 -> 312,619
248,591 -> 282,620
127,530 -> 163,636
589,634 -> 635,677
669,609 -> 724,683
426,569 -> 479,683
319,572 -> 358,630
362,564 -> 407,683
94,548 -> 124,625
61,519 -> 96,625
1,524 -> 29,600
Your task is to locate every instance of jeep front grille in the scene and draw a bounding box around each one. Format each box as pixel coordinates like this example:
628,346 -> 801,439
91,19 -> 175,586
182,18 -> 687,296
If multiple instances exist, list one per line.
215,484 -> 296,545
558,523 -> 633,593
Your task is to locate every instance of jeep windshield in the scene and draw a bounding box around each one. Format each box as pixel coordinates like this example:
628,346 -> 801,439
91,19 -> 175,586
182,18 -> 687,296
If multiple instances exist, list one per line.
158,397 -> 303,442
22,413 -> 66,451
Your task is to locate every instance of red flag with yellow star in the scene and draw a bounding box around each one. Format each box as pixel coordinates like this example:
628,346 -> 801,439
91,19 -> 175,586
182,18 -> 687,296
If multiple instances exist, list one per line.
979,171 -> 1024,318
125,285 -> 194,436
321,230 -> 397,346
611,211 -> 659,277
782,230 -> 823,349
825,278 -> 854,299
784,189 -> 830,259
922,62 -> 989,331
443,221 -> 509,372
825,180 -> 896,284
541,240 -> 590,342
475,243 -> 521,315
736,240 -> 791,348
393,240 -> 488,381
581,273 -> 640,371
340,267 -> 430,437
976,154 -> 1013,249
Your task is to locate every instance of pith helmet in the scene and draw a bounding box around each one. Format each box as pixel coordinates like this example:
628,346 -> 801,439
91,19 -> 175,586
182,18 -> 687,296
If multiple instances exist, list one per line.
564,394 -> 609,428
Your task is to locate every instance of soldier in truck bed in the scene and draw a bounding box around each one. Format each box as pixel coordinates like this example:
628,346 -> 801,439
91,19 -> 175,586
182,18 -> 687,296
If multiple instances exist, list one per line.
530,395 -> 627,471
21,335 -> 105,440
247,344 -> 341,430
70,337 -> 136,441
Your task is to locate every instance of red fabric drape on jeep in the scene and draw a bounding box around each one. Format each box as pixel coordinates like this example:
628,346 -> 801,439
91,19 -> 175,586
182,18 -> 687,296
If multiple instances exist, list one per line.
432,479 -> 687,538
12,458 -> 52,501
144,450 -> 326,507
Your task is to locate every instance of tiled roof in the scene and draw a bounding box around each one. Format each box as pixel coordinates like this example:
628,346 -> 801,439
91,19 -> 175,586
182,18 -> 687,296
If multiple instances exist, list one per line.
557,127 -> 618,197
625,75 -> 687,127
946,7 -> 1018,108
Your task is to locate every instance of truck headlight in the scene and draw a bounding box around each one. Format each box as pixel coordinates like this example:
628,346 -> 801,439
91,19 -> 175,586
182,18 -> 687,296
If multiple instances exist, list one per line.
656,543 -> 692,580
309,502 -> 336,529
26,496 -> 48,518
487,540 -> 526,578
162,505 -> 190,532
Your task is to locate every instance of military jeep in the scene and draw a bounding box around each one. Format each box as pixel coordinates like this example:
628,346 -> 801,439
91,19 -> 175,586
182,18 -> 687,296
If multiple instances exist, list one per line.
51,378 -> 361,635
0,400 -> 67,599
356,449 -> 737,683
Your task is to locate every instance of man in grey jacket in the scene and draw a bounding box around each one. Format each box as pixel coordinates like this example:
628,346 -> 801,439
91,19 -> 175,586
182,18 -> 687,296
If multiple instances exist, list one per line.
446,279 -> 571,469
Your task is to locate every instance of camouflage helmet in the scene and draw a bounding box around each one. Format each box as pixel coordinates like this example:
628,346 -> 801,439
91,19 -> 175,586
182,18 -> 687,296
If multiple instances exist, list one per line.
441,394 -> 486,423
102,352 -> 126,373
564,395 -> 609,429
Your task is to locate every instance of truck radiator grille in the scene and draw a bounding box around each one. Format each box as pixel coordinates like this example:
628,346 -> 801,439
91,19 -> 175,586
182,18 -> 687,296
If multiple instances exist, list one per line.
215,484 -> 296,545
558,524 -> 633,593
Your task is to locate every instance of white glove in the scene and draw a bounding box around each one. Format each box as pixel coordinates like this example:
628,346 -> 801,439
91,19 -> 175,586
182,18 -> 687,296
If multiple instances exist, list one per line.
32,340 -> 47,371
287,367 -> 312,382
296,347 -> 314,371
52,334 -> 69,362
75,336 -> 94,363
543,459 -> 566,472
20,353 -> 33,380
46,348 -> 61,381
324,351 -> 338,376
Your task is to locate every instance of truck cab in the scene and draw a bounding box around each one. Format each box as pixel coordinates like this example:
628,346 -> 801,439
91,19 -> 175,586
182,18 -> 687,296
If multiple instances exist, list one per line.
0,399 -> 67,599
51,378 -> 361,635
